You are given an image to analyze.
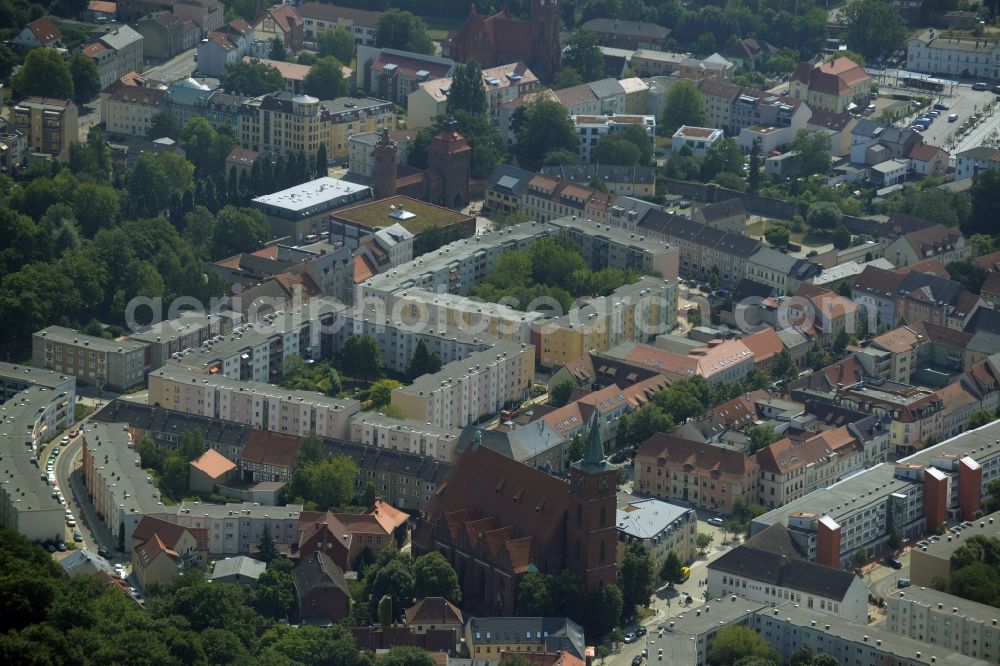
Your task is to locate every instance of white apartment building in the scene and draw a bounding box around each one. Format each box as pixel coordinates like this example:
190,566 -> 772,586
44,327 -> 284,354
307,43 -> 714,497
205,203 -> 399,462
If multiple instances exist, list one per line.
887,586 -> 1000,663
147,364 -> 361,440
82,422 -> 172,546
756,428 -> 866,510
671,125 -> 724,156
0,386 -> 75,542
297,2 -> 380,47
391,341 -> 535,429
171,501 -> 303,556
955,146 -> 1000,181
573,114 -> 657,163
407,62 -> 539,129
616,498 -> 698,570
907,30 -> 1000,80
350,413 -> 461,461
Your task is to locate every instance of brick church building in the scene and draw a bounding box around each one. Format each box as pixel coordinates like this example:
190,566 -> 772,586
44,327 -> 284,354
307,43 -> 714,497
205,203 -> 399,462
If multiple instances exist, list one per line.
372,123 -> 471,209
443,0 -> 562,83
412,416 -> 618,616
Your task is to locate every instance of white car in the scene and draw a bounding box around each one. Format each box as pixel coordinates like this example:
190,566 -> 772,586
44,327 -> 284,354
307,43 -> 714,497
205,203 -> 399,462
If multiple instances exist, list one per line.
707,517 -> 724,526
66,519 -> 76,527
60,436 -> 69,444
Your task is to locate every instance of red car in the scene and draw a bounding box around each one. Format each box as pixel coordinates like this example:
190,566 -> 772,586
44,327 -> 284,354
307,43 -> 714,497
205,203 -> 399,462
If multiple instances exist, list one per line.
68,429 -> 78,438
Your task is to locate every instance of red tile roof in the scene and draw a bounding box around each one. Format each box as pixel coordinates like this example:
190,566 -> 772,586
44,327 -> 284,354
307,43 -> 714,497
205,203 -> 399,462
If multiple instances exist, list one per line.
638,432 -> 759,479
25,17 -> 62,45
240,429 -> 301,470
742,328 -> 784,364
405,596 -> 463,626
132,515 -> 196,550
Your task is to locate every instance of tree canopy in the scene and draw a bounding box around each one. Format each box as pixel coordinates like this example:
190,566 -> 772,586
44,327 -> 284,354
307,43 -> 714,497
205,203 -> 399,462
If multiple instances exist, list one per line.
447,60 -> 488,117
304,56 -> 349,100
375,9 -> 433,55
221,58 -> 285,96
660,80 -> 706,136
318,27 -> 356,64
562,30 -> 605,83
69,51 -> 100,105
14,47 -> 73,100
514,99 -> 579,171
842,0 -> 906,60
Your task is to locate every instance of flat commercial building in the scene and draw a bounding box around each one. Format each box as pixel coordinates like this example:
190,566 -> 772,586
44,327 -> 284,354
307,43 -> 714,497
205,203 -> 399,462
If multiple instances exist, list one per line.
0,386 -> 75,542
250,176 -> 372,242
148,364 -> 361,440
391,341 -> 535,429
33,325 -> 149,392
887,585 -> 1000,663
82,422 -> 171,546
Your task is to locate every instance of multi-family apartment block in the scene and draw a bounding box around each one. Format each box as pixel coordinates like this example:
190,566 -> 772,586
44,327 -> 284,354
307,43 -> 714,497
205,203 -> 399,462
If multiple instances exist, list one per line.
907,30 -> 1000,80
358,46 -> 455,105
407,62 -> 539,129
127,310 -> 242,371
616,497 -> 698,570
349,413 -> 461,461
82,422 -> 171,545
33,326 -> 148,392
572,113 -> 656,163
390,340 -> 535,429
0,385 -> 76,542
147,364 -> 361,439
297,2 -> 381,47
170,500 -> 303,556
789,57 -> 871,114
887,585 -> 1000,663
12,97 -> 78,161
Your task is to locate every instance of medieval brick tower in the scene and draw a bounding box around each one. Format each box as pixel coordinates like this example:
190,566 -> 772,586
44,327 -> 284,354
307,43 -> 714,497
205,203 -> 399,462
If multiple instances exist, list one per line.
426,119 -> 471,210
372,128 -> 397,200
531,0 -> 562,84
566,412 -> 618,592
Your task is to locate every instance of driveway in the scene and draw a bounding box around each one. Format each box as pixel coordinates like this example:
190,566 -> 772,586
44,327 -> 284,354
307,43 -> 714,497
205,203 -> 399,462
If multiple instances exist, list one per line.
143,47 -> 197,84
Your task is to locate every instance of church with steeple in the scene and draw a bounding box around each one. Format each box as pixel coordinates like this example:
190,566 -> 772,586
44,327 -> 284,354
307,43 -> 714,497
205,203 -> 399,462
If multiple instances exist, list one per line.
411,414 -> 618,615
442,0 -> 562,83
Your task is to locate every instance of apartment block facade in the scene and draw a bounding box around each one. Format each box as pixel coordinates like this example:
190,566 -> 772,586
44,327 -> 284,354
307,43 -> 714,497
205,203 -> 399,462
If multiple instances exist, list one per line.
32,326 -> 149,391
12,97 -> 78,161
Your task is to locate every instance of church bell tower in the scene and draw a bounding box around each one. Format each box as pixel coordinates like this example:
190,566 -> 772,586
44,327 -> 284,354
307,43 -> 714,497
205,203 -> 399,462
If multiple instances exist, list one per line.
566,410 -> 618,591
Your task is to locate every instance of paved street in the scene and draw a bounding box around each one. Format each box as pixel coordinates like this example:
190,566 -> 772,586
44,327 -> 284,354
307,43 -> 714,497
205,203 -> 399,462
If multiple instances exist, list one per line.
143,47 -> 198,84
606,520 -> 742,665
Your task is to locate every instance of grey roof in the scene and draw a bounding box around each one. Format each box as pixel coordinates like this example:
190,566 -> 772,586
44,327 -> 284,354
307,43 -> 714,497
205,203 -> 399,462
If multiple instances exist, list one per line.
91,400 -> 251,451
211,555 -> 266,581
0,362 -> 74,390
637,211 -> 762,258
251,177 -> 370,214
899,271 -> 965,307
455,420 -> 563,464
34,326 -> 148,354
178,501 -> 303,520
908,509 -> 1000,563
400,340 -> 530,396
587,77 -> 626,100
889,584 -> 1000,627
292,551 -> 349,599
957,146 -> 1000,161
82,422 -> 167,515
468,617 -> 585,659
128,311 -> 241,347
709,540 -> 860,601
581,17 -> 670,40
616,497 -> 692,540
60,549 -> 114,576
98,25 -> 142,51
487,164 -> 536,195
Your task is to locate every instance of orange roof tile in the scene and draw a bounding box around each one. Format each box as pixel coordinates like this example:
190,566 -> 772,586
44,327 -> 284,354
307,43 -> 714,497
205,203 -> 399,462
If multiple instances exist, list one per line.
741,328 -> 783,363
369,498 -> 409,533
190,448 -> 236,479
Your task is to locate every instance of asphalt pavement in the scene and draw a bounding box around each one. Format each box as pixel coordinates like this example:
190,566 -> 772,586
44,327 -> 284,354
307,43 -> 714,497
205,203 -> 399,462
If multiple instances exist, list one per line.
142,47 -> 198,85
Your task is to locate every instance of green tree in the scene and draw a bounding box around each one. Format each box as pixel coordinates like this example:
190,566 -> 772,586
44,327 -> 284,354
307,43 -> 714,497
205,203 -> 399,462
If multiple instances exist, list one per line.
853,546 -> 869,568
220,58 -> 285,96
562,30 -> 604,83
791,130 -> 832,175
375,9 -> 433,55
831,226 -> 851,250
304,56 -> 348,100
517,572 -> 551,616
367,379 -> 402,407
161,453 -> 188,495
659,549 -> 684,583
147,111 -> 177,140
288,454 -> 359,510
257,524 -> 279,563
806,201 -> 842,230
660,80 -> 705,136
968,169 -> 1000,237
986,479 -> 1000,512
701,137 -> 744,180
514,99 -> 579,171
268,36 -> 288,61
765,225 -> 790,248
367,556 -> 415,621
549,379 -> 576,407
126,152 -> 195,218
709,625 -> 780,665
318,27 -> 356,64
69,51 -> 100,105
947,260 -> 988,294
297,432 -> 325,467
179,429 -> 206,462
72,183 -> 121,236
567,434 -> 585,463
554,66 -> 583,89
747,425 -> 779,455
748,139 -> 761,194
255,567 -> 295,619
949,561 -> 1000,605
619,542 -> 655,614
405,339 -> 443,381
585,583 -> 624,639
618,403 -> 675,446
595,135 -> 641,166
341,335 -> 383,384
376,646 -> 437,666
697,532 -> 713,554
843,0 -> 906,60
447,60 -> 487,117
412,552 -> 461,604
13,47 -> 73,100
211,206 -> 269,258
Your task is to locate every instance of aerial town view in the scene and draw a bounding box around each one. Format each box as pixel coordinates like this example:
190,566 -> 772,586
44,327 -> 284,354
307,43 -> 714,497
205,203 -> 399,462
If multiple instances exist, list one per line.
5,0 -> 1000,664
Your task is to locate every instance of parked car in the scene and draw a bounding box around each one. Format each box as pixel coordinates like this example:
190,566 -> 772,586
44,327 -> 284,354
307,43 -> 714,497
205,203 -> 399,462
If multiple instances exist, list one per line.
52,447 -> 59,455
949,113 -> 959,122
933,102 -> 949,111
885,557 -> 903,570
56,542 -> 66,552
98,548 -> 110,558
68,429 -> 78,438
707,517 -> 724,526
632,657 -> 643,666
898,577 -> 911,587
60,436 -> 69,444
67,519 -> 76,527
973,82 -> 988,91
636,626 -> 647,637
73,531 -> 83,543
623,631 -> 637,643
47,544 -> 56,553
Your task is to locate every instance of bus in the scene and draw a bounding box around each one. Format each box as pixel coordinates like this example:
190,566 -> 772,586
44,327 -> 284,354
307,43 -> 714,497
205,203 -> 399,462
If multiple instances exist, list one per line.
900,76 -> 945,93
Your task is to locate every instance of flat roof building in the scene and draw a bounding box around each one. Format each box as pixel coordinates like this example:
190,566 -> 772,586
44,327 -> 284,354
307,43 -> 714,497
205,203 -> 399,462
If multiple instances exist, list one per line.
251,177 -> 372,242
32,325 -> 149,392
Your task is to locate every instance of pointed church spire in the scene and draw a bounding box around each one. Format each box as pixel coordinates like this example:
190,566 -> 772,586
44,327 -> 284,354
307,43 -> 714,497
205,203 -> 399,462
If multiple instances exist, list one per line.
583,409 -> 604,466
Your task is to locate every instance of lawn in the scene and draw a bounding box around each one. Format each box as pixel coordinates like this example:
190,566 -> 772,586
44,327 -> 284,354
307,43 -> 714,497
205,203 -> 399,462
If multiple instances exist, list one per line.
424,16 -> 464,41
